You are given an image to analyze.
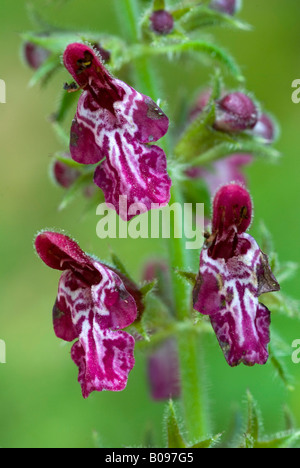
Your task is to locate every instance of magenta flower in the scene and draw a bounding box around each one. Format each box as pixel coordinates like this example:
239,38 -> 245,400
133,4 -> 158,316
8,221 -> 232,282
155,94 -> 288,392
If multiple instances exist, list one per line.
63,43 -> 171,221
193,184 -> 280,367
35,231 -> 138,398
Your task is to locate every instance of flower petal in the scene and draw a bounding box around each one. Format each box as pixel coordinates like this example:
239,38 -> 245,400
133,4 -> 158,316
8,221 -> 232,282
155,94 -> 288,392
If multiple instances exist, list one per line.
91,263 -> 138,330
71,327 -> 135,398
94,138 -> 171,221
35,231 -> 101,285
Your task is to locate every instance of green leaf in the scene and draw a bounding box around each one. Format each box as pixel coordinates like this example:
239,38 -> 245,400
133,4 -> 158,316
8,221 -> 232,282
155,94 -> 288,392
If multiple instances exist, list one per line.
269,342 -> 294,391
52,88 -> 79,124
185,139 -> 280,166
245,390 -> 260,443
255,430 -> 300,448
54,153 -> 87,170
28,53 -> 60,87
177,5 -> 251,32
191,433 -> 222,448
165,400 -> 187,448
176,270 -> 197,286
127,40 -> 243,81
140,280 -> 158,297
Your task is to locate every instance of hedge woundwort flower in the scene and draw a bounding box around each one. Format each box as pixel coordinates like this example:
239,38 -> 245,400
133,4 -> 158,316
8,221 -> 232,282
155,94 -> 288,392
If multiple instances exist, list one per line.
193,183 -> 280,367
63,43 -> 171,221
35,231 -> 138,398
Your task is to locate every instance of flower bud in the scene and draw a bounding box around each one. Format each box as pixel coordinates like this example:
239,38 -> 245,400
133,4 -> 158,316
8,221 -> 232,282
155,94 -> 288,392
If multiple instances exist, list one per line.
52,159 -> 80,189
23,42 -> 50,70
252,113 -> 276,143
212,183 -> 252,236
210,0 -> 240,15
150,10 -> 174,35
214,92 -> 258,133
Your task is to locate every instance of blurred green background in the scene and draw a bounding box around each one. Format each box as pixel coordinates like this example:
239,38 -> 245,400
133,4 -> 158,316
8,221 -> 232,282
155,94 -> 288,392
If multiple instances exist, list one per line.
0,0 -> 300,448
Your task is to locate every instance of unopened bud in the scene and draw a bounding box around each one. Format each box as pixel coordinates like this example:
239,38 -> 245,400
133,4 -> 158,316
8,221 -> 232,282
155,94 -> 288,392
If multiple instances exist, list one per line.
150,10 -> 174,35
214,92 -> 258,133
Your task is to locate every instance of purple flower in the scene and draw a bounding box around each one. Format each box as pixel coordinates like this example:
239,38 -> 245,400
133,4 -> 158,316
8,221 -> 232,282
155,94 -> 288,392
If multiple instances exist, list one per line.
35,231 -> 138,398
210,0 -> 240,16
193,184 -> 280,367
214,92 -> 258,133
186,153 -> 253,195
150,10 -> 174,35
147,339 -> 181,400
63,43 -> 171,221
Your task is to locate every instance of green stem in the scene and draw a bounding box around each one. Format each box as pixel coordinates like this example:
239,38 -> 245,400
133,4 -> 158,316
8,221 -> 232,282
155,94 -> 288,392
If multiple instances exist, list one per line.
169,182 -> 209,441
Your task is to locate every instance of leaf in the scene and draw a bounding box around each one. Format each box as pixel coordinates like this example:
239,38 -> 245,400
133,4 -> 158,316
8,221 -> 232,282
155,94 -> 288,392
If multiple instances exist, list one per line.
191,433 -> 222,448
52,88 -> 79,124
165,400 -> 187,448
176,270 -> 197,286
177,5 -> 251,32
255,430 -> 300,448
185,139 -> 280,166
28,53 -> 60,87
245,390 -> 260,443
110,251 -> 132,280
140,280 -> 158,297
127,40 -> 243,81
54,152 -> 87,170
269,342 -> 294,391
